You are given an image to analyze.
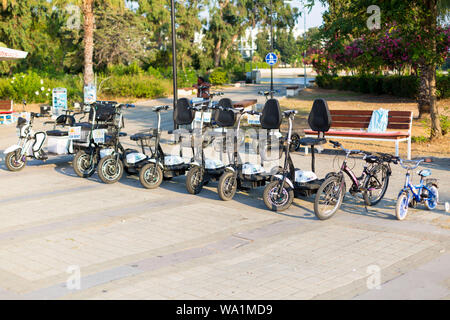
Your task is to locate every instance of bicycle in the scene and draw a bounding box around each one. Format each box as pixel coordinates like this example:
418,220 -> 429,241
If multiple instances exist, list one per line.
395,159 -> 439,220
313,140 -> 397,220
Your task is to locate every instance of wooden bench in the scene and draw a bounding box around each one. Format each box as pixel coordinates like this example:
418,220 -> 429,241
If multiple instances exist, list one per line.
304,110 -> 413,159
233,99 -> 257,110
286,85 -> 300,97
0,100 -> 13,114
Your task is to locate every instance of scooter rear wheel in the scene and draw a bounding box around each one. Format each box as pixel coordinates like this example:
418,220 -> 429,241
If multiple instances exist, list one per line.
263,180 -> 294,211
73,150 -> 96,178
186,166 -> 204,195
139,163 -> 163,189
97,155 -> 124,184
5,150 -> 27,172
217,171 -> 237,201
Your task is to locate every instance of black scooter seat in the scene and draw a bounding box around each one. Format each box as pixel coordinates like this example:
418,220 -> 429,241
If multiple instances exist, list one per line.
298,137 -> 326,146
46,130 -> 68,137
130,133 -> 153,141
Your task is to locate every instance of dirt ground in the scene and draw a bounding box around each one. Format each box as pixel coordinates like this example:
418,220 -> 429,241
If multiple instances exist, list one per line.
279,87 -> 450,159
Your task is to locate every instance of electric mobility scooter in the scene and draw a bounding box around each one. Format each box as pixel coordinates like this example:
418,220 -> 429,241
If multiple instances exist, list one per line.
262,99 -> 332,211
138,98 -> 201,189
184,97 -> 235,194
216,98 -> 283,201
4,104 -> 90,172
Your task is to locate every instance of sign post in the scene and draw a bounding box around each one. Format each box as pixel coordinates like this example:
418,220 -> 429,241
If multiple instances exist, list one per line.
52,88 -> 68,117
265,52 -> 278,98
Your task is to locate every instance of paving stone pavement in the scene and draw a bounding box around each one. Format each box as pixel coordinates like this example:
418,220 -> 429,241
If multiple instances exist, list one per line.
0,87 -> 449,300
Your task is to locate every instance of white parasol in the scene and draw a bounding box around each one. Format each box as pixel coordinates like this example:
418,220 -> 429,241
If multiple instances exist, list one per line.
0,47 -> 28,61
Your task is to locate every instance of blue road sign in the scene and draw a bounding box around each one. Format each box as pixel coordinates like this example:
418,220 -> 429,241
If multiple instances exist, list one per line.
265,52 -> 278,66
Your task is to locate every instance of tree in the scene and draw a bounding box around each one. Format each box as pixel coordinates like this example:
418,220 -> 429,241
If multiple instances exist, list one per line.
94,5 -> 148,69
306,0 -> 449,139
53,0 -> 126,86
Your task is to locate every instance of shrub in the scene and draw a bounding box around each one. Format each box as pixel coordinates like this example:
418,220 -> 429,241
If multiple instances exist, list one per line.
437,75 -> 450,99
315,74 -> 447,99
147,66 -> 163,79
209,68 -> 229,85
101,75 -> 171,98
107,62 -> 143,76
440,115 -> 450,135
0,71 -> 55,103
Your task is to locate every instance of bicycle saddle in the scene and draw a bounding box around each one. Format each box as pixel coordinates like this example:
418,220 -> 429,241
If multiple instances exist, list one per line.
418,169 -> 432,177
365,155 -> 379,163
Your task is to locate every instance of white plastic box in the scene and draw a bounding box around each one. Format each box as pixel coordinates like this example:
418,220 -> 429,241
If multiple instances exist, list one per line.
47,137 -> 70,155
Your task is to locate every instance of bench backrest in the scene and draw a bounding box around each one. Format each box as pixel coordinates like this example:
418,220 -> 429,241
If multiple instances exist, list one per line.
330,110 -> 413,133
0,100 -> 13,112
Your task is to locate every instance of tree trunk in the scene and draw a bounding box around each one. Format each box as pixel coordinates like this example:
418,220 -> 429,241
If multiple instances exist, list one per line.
222,34 -> 239,62
82,0 -> 95,86
418,0 -> 442,139
214,38 -> 222,67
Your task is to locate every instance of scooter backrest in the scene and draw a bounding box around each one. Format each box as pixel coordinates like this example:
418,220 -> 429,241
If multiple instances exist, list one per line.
260,99 -> 282,130
16,117 -> 27,128
89,102 -> 116,123
55,115 -> 75,127
308,98 -> 331,132
214,98 -> 236,127
173,98 -> 195,126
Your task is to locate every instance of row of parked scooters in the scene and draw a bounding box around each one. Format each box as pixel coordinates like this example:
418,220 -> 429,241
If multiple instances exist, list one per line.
3,92 -> 440,220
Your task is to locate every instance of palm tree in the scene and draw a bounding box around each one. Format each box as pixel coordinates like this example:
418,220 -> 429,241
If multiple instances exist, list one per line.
54,0 -> 125,87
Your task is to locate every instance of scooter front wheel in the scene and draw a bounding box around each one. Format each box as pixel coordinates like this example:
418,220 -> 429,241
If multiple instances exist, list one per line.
217,171 -> 237,201
5,150 -> 27,172
97,155 -> 124,184
395,192 -> 409,220
139,163 -> 163,189
263,180 -> 294,212
73,150 -> 97,178
186,166 -> 204,195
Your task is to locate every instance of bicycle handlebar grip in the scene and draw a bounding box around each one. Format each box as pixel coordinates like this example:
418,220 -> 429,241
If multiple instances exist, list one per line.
329,140 -> 340,148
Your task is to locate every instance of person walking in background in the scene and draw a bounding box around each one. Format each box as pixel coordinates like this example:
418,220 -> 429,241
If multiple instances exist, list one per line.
193,76 -> 211,99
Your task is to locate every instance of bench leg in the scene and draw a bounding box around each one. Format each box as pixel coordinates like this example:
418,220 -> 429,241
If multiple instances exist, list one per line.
395,140 -> 399,157
407,137 -> 411,160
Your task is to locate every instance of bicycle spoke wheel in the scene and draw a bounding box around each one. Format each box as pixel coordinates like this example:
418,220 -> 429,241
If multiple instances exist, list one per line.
363,164 -> 389,206
314,176 -> 346,220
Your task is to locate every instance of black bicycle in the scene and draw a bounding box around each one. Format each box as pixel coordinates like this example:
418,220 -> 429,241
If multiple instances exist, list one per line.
314,141 -> 399,220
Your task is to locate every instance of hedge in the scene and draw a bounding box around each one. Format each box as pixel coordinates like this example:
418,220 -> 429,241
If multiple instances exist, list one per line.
0,72 -> 172,104
316,74 -> 450,99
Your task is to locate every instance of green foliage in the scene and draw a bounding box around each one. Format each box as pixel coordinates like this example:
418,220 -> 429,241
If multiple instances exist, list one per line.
439,115 -> 450,135
421,114 -> 450,136
146,66 -> 163,79
437,75 -> 450,99
411,136 -> 429,143
101,75 -> 171,99
316,75 -> 450,99
209,68 -> 229,85
107,62 -> 144,76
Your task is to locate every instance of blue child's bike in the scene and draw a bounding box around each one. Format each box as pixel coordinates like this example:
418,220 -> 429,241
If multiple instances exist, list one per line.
396,159 -> 439,220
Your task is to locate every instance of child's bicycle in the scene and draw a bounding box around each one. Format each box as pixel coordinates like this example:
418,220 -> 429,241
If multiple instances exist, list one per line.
395,159 -> 439,220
